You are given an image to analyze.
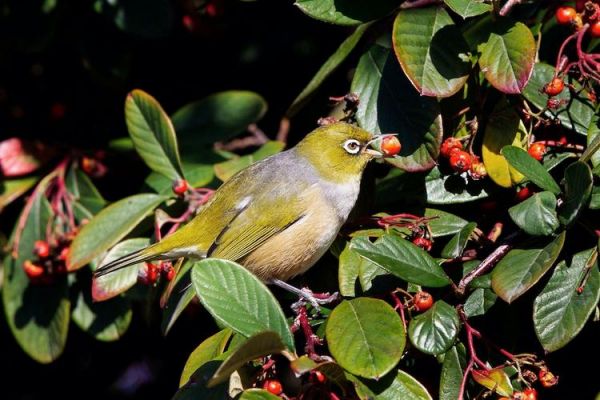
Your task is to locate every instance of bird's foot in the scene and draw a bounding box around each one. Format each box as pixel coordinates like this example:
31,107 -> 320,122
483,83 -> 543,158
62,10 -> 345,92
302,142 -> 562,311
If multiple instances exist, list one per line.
270,279 -> 339,313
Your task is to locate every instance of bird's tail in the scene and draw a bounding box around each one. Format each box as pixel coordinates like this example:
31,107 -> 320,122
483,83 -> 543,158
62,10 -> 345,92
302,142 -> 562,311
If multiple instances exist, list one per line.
94,244 -> 161,278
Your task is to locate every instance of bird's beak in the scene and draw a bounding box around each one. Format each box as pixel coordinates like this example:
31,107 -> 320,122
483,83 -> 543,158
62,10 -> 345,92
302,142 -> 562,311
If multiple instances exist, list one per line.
363,133 -> 397,158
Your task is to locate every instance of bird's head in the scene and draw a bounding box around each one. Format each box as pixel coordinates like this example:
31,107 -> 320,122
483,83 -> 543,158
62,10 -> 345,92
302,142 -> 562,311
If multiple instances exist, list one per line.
294,122 -> 387,183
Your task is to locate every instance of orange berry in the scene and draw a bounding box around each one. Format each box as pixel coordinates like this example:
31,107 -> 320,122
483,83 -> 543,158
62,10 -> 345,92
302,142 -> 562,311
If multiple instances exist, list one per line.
544,78 -> 564,96
33,240 -> 50,258
414,291 -> 433,312
263,379 -> 283,395
23,260 -> 45,279
440,137 -> 463,158
381,136 -> 401,157
555,6 -> 577,25
449,150 -> 472,173
523,388 -> 537,400
538,368 -> 558,388
412,237 -> 432,252
591,21 -> 600,38
528,142 -> 546,161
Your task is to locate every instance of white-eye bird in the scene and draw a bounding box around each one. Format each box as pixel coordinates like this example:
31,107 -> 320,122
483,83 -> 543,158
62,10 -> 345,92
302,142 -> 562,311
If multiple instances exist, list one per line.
94,122 -> 386,303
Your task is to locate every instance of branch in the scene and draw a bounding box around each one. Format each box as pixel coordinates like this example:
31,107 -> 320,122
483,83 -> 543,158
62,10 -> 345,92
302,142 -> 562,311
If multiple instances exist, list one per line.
499,0 -> 523,16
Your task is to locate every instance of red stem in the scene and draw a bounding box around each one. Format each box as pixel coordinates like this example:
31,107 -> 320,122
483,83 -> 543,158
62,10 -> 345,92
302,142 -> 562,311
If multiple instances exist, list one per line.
458,359 -> 474,400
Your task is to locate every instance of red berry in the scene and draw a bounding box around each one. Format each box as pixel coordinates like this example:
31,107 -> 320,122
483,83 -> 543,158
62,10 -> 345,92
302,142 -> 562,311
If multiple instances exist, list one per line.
544,78 -> 564,96
538,368 -> 558,388
313,370 -> 326,383
449,150 -> 472,173
528,142 -> 546,161
139,262 -> 159,285
555,6 -> 577,25
412,237 -> 432,252
163,264 -> 176,281
23,260 -> 45,279
58,247 -> 69,261
516,186 -> 533,201
172,179 -> 189,196
380,136 -> 401,157
81,156 -> 96,174
33,240 -> 50,258
414,291 -> 433,312
263,379 -> 283,395
440,137 -> 463,158
523,388 -> 537,400
558,136 -> 567,146
591,21 -> 600,38
546,98 -> 562,110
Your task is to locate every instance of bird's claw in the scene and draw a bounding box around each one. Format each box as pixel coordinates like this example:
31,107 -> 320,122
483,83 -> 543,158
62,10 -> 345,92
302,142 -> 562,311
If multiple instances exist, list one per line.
291,288 -> 340,313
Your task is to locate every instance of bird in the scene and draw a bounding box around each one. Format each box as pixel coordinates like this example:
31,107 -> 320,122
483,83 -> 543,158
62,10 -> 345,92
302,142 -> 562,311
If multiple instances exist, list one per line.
94,122 -> 387,305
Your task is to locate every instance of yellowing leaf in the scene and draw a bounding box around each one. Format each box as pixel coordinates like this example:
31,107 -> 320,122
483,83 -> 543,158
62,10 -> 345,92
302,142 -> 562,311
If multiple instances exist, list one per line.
482,99 -> 526,188
471,367 -> 513,396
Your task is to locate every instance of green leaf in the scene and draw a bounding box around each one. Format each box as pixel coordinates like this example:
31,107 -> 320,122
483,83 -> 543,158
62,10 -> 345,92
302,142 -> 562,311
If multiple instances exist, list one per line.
72,287 -> 131,342
508,192 -> 559,236
350,234 -> 451,287
353,369 -> 433,400
326,298 -> 405,379
0,176 -> 38,212
425,208 -> 468,237
125,89 -> 183,180
65,167 -> 106,216
180,329 -> 232,387
191,259 -> 295,352
91,238 -> 150,301
208,331 -> 286,387
294,0 -> 398,26
522,62 -> 597,136
583,122 -> 600,165
439,345 -> 465,400
590,185 -> 600,209
68,193 -> 166,271
338,244 -> 360,297
113,0 -> 173,38
2,193 -> 69,363
214,141 -> 285,182
559,161 -> 593,226
441,222 -> 476,259
172,361 -> 229,400
482,100 -> 526,188
425,166 -> 489,203
534,248 -> 600,352
444,0 -> 491,18
491,232 -> 566,303
239,389 -> 281,400
472,367 -> 514,396
463,288 -> 497,318
502,146 -> 561,195
392,7 -> 470,98
408,300 -> 460,355
145,163 -> 214,195
358,256 -> 387,293
351,40 -> 443,172
172,90 -> 267,145
478,20 -> 535,94
287,23 -> 370,117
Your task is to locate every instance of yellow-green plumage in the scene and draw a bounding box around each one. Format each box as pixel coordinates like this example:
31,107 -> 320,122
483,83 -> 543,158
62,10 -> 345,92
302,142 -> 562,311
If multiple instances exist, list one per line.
94,123 -> 378,282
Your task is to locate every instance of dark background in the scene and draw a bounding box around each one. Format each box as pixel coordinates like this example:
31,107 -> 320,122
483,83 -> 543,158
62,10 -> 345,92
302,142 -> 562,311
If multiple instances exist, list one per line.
0,0 -> 598,399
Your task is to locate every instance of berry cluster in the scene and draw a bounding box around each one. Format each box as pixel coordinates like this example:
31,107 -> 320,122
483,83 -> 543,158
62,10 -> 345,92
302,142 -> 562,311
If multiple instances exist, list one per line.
440,137 -> 487,179
138,261 -> 176,286
22,234 -> 75,284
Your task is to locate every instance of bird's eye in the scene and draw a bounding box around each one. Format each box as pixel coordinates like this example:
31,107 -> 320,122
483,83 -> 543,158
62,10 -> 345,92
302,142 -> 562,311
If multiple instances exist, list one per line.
343,139 -> 361,155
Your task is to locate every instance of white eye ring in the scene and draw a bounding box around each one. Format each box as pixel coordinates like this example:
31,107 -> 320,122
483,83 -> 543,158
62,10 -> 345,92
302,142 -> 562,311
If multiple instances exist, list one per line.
343,139 -> 361,155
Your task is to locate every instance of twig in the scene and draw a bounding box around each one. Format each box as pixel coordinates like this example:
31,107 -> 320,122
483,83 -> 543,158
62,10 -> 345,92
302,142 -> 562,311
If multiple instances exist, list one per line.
499,0 -> 523,16
276,117 -> 291,143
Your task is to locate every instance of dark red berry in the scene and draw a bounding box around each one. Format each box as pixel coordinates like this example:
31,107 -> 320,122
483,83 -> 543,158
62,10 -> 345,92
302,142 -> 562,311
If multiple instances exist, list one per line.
516,186 -> 533,201
23,260 -> 45,279
412,237 -> 432,252
440,137 -> 463,158
172,179 -> 189,196
591,21 -> 600,38
33,240 -> 50,258
528,142 -> 546,161
544,78 -> 564,96
555,7 -> 577,25
263,379 -> 283,395
449,150 -> 472,173
139,262 -> 159,285
546,98 -> 562,110
163,264 -> 176,281
414,291 -> 433,312
381,136 -> 401,157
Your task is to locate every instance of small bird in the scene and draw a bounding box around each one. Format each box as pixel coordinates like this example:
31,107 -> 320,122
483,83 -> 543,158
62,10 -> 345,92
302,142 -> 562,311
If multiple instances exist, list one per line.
94,122 -> 386,304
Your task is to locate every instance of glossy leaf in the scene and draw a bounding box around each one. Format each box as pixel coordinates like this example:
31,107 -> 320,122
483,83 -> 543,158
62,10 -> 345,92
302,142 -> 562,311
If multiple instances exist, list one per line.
463,288 -> 497,318
2,193 -> 69,363
0,176 -> 37,212
559,161 -> 593,226
425,166 -> 489,203
214,141 -> 285,182
481,100 -> 526,188
326,298 -> 405,379
68,194 -> 167,271
502,146 -> 561,194
393,7 -> 470,97
439,345 -> 466,400
350,235 -> 451,287
508,192 -> 559,236
172,91 -> 267,145
408,300 -> 460,355
191,259 -> 295,351
351,40 -> 443,172
441,222 -> 476,259
294,0 -> 398,26
65,167 -> 106,216
534,248 -> 600,352
472,367 -> 513,396
444,0 -> 491,18
522,62 -> 597,136
72,288 -> 131,341
425,208 -> 468,237
478,20 -> 535,94
91,238 -> 150,301
125,89 -> 183,180
180,329 -> 232,387
208,331 -> 285,387
354,369 -> 433,400
287,23 -> 370,116
491,232 -> 566,303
